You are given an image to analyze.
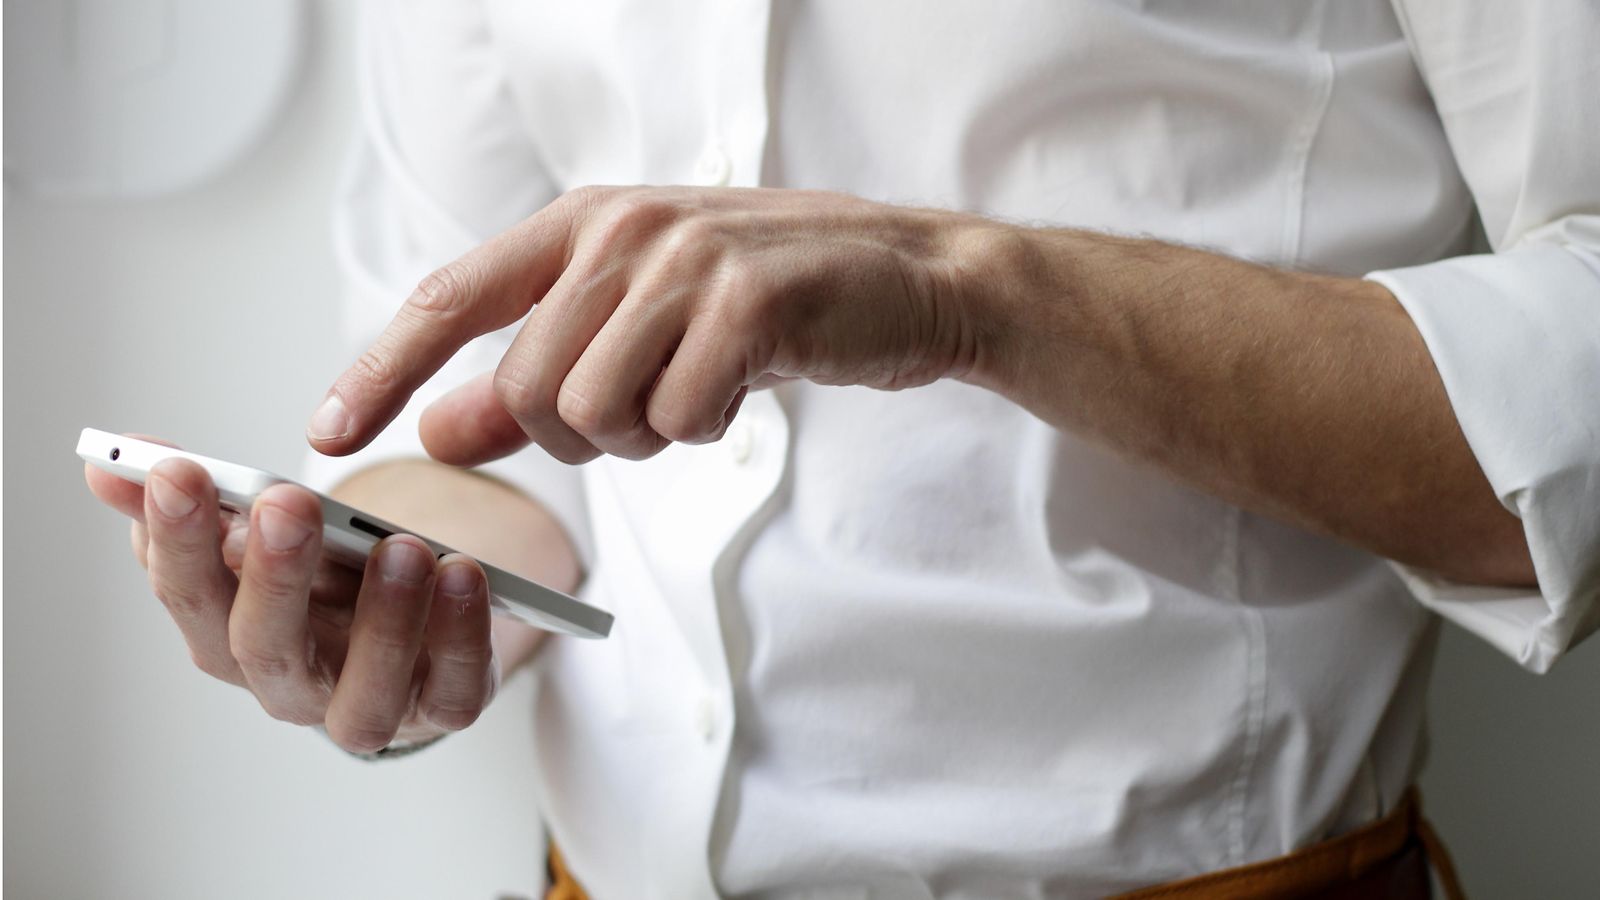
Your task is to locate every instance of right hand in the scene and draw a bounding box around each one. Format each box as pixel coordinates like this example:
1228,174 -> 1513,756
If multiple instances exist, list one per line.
84,443 -> 500,753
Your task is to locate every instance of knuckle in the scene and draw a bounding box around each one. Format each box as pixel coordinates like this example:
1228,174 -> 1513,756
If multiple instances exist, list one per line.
492,368 -> 556,425
146,567 -> 171,601
349,348 -> 402,395
326,718 -> 397,754
659,217 -> 717,263
246,538 -> 315,582
149,572 -> 204,619
188,646 -> 234,683
561,184 -> 609,213
410,263 -> 479,317
146,516 -> 202,554
595,194 -> 673,248
362,626 -> 420,658
231,642 -> 295,681
442,641 -> 496,672
554,383 -> 614,437
557,384 -> 666,459
616,429 -> 672,461
609,193 -> 659,223
648,404 -> 716,445
239,577 -> 307,617
422,700 -> 484,732
544,440 -> 603,466
257,697 -> 321,727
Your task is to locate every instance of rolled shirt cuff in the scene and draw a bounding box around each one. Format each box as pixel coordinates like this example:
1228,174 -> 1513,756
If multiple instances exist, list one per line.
1367,239 -> 1600,673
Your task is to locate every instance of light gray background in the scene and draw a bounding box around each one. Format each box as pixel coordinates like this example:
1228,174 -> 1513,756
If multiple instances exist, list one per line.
4,4 -> 1597,898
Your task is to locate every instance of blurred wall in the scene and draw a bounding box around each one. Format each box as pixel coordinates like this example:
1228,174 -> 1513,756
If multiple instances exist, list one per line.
3,3 -> 1597,899
4,4 -> 549,899
1421,633 -> 1599,897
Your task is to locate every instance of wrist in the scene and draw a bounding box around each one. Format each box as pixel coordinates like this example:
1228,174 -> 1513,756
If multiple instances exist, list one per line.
937,216 -> 1068,397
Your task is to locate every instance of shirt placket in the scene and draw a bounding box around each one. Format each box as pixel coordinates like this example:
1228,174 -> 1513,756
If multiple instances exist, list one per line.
690,0 -> 771,190
657,6 -> 776,894
630,387 -> 788,899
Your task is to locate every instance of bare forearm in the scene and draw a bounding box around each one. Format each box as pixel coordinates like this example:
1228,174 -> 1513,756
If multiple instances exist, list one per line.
329,459 -> 582,674
306,184 -> 1531,588
957,226 -> 1534,586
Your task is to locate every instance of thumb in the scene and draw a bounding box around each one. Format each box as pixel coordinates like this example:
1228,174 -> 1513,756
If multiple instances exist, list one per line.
420,372 -> 534,467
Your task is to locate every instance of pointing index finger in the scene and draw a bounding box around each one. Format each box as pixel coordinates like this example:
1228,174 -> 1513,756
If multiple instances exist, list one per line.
307,200 -> 583,456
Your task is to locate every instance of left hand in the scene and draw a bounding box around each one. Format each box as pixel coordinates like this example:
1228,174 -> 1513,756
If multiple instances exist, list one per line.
84,446 -> 502,754
307,186 -> 999,465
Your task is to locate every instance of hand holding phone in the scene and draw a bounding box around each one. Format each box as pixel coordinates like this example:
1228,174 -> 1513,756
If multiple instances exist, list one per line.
79,429 -> 609,754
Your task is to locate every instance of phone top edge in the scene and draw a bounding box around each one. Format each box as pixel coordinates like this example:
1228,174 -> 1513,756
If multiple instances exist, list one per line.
78,429 -> 286,508
79,428 -> 613,639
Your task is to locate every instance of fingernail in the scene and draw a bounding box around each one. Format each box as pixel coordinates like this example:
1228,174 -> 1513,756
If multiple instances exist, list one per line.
307,394 -> 350,441
258,505 -> 314,551
379,540 -> 433,584
148,476 -> 199,519
437,561 -> 480,597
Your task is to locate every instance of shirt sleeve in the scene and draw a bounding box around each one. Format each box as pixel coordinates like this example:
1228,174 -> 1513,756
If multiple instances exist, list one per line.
302,0 -> 595,568
1366,0 -> 1600,673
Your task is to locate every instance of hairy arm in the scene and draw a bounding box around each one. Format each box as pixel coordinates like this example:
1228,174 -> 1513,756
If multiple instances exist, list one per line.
308,184 -> 1533,591
957,225 -> 1535,587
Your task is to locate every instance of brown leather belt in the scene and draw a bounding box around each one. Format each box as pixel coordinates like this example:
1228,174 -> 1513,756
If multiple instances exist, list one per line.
545,788 -> 1463,900
1111,789 -> 1463,899
545,841 -> 587,900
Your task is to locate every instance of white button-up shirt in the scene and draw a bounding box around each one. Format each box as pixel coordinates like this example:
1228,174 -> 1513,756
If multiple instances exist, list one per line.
306,1 -> 1600,897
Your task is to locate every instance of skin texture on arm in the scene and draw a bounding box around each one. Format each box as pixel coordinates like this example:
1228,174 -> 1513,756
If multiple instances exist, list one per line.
950,226 -> 1536,587
307,186 -> 1533,592
327,459 -> 582,680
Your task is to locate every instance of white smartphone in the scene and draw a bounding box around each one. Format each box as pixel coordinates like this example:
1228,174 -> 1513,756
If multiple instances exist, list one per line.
78,428 -> 612,640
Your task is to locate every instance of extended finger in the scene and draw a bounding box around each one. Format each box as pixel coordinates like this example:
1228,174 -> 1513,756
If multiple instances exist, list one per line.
143,459 -> 244,686
324,536 -> 438,753
416,556 -> 496,732
229,484 -> 327,724
308,205 -> 584,459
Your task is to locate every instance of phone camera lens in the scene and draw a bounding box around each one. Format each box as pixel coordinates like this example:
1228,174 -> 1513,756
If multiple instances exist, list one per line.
110,447 -> 121,461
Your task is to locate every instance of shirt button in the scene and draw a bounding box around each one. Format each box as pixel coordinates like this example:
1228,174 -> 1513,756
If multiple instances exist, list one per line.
725,421 -> 755,465
693,694 -> 718,743
694,144 -> 733,187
